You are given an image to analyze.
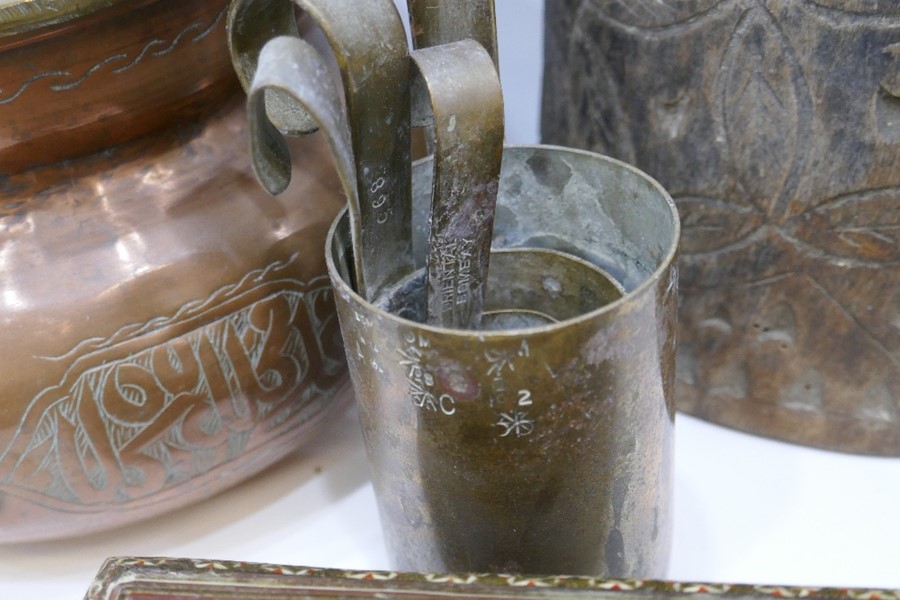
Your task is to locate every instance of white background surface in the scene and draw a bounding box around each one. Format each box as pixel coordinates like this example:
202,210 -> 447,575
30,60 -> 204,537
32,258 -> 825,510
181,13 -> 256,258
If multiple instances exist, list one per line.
3,1 -> 899,597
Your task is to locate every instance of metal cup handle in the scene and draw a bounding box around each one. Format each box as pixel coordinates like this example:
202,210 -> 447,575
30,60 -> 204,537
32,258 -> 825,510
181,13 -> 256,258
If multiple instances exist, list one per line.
229,0 -> 415,301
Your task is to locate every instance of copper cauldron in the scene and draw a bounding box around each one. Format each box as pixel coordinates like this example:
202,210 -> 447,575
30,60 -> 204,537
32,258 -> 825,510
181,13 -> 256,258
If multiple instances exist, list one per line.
0,0 -> 349,542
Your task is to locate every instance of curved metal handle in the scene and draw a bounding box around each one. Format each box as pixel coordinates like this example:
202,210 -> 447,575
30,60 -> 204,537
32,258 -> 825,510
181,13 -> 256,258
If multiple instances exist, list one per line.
407,0 -> 498,64
411,39 -> 504,329
407,0 -> 498,128
248,36 -> 364,284
248,37 -> 355,197
227,0 -> 313,135
229,0 -> 415,301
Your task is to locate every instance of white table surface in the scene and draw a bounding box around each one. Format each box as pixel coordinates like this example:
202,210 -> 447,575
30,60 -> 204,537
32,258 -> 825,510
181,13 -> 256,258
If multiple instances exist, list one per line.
3,1 -> 899,597
3,400 -> 900,598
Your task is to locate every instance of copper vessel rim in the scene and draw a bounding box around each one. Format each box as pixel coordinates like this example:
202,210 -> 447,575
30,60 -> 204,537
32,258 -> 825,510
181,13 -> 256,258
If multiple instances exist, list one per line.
326,143 -> 681,338
0,0 -> 129,38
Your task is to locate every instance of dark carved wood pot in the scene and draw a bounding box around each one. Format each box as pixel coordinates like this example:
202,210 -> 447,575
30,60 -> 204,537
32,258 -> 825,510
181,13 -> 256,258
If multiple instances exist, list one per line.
0,0 -> 349,542
542,0 -> 900,454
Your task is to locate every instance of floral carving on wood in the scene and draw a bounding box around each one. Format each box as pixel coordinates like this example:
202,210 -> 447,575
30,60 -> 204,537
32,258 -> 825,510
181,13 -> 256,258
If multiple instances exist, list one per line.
581,0 -> 730,29
543,0 -> 900,452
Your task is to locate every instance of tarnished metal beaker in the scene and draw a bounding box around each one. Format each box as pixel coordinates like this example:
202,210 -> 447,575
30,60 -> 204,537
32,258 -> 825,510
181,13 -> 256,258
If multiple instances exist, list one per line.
326,145 -> 680,577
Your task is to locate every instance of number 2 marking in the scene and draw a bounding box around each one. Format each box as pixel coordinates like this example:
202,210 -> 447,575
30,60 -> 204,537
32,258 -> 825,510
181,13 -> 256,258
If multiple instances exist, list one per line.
517,389 -> 532,406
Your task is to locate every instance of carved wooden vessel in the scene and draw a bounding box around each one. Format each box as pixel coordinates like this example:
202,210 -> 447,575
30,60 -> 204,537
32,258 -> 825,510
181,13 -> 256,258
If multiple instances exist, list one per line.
542,0 -> 900,455
0,0 -> 348,542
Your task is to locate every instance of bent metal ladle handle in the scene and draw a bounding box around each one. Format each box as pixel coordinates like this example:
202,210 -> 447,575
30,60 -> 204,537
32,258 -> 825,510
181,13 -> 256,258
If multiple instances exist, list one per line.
248,36 -> 359,254
411,39 -> 504,329
227,0 -> 313,135
406,0 -> 499,129
229,0 -> 414,301
407,0 -> 498,64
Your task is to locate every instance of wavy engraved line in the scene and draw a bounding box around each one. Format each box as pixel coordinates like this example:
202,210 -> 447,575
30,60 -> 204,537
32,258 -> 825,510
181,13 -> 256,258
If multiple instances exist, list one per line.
154,6 -> 225,52
43,276 -> 323,375
802,1 -> 900,28
37,283 -> 322,424
50,53 -> 128,91
111,6 -> 226,74
190,5 -> 228,42
0,6 -> 226,104
110,40 -> 171,74
126,265 -> 294,338
106,252 -> 310,354
582,0 -> 740,37
0,71 -> 69,105
38,254 -> 327,363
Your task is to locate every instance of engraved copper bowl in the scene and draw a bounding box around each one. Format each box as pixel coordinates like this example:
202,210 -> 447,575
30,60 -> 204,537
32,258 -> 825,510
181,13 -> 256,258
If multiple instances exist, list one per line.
0,0 -> 349,542
0,0 -> 236,172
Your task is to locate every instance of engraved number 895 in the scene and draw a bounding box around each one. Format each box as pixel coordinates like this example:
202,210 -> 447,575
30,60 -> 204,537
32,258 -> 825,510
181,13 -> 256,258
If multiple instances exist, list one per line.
369,176 -> 390,223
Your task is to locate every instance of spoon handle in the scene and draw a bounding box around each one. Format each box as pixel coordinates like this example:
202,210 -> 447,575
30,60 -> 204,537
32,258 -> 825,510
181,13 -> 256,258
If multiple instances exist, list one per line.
407,0 -> 498,131
411,39 -> 504,328
229,0 -> 415,301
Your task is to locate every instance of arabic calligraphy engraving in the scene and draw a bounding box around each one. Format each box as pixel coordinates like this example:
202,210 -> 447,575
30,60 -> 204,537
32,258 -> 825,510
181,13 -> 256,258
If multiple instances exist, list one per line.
0,256 -> 345,508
